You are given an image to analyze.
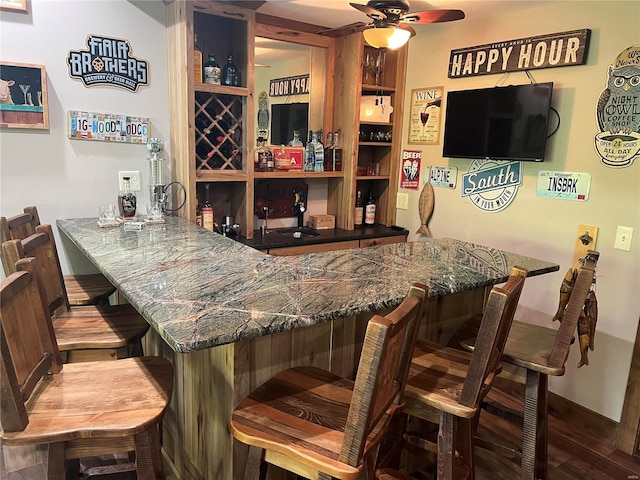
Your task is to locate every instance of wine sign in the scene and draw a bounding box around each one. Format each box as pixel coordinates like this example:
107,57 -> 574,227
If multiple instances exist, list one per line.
449,29 -> 590,78
408,87 -> 443,145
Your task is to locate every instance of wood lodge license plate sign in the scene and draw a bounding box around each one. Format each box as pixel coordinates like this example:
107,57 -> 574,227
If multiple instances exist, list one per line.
448,29 -> 590,78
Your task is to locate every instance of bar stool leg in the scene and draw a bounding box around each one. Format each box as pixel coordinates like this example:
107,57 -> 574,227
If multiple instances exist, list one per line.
522,369 -> 548,480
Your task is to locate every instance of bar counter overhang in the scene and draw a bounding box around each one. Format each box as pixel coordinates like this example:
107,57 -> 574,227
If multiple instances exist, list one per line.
57,216 -> 558,353
57,216 -> 558,479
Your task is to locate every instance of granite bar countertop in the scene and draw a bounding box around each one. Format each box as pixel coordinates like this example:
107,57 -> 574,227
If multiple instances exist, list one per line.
57,217 -> 558,353
237,224 -> 408,250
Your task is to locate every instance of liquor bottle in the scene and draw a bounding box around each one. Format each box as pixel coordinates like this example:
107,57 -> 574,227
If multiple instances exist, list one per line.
222,55 -> 239,86
194,34 -> 203,84
365,189 -> 376,225
332,130 -> 343,171
255,137 -> 273,172
118,177 -> 137,218
314,130 -> 325,172
354,190 -> 364,227
203,53 -> 221,85
288,130 -> 303,147
324,132 -> 333,172
195,197 -> 202,226
202,184 -> 215,231
304,130 -> 315,172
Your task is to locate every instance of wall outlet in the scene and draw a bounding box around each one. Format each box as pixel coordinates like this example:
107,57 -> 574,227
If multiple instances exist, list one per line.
118,171 -> 141,192
396,192 -> 409,210
614,225 -> 633,251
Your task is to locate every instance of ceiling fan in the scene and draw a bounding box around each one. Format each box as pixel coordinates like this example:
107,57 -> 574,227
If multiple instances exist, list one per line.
322,1 -> 465,49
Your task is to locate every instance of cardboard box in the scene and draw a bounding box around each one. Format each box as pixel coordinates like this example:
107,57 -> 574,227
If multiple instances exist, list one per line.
309,214 -> 335,230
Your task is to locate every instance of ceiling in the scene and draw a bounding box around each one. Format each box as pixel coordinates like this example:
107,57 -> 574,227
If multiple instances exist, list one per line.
254,0 -> 553,30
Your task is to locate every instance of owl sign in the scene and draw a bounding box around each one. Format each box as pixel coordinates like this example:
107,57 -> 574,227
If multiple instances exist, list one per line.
594,45 -> 640,168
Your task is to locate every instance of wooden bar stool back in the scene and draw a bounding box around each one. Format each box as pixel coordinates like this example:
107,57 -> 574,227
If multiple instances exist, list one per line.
230,283 -> 428,480
1,206 -> 115,305
391,267 -> 527,480
2,225 -> 149,362
0,260 -> 174,480
460,251 -> 600,480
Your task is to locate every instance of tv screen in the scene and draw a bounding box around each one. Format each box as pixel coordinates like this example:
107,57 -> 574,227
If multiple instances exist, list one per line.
270,103 -> 309,146
442,82 -> 553,162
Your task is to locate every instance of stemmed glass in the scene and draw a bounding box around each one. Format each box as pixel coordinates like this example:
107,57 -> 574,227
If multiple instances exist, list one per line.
19,84 -> 30,105
363,53 -> 376,85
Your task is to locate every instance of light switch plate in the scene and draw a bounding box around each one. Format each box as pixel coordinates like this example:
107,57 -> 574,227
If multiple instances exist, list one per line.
396,192 -> 409,210
614,226 -> 633,251
118,171 -> 141,192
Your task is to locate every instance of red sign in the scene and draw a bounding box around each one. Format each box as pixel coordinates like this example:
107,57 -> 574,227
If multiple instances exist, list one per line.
401,150 -> 421,190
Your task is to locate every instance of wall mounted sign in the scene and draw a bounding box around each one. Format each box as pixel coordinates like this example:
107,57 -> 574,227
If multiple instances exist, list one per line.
594,44 -> 640,168
257,90 -> 269,139
67,110 -> 149,143
408,87 -> 443,144
0,0 -> 27,13
254,179 -> 308,219
461,160 -> 522,212
67,34 -> 149,92
0,61 -> 48,129
449,29 -> 590,78
536,171 -> 591,201
269,74 -> 309,97
429,165 -> 457,189
401,149 -> 421,190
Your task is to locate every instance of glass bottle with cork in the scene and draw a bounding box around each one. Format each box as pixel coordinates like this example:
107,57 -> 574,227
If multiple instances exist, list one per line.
118,176 -> 137,219
203,53 -> 221,85
354,190 -> 364,227
365,189 -> 376,225
222,54 -> 239,86
194,34 -> 203,84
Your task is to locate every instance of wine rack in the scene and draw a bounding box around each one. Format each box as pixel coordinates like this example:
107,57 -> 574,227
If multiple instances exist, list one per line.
195,92 -> 243,171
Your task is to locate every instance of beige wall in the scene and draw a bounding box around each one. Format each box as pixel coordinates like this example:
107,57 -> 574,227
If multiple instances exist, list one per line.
397,1 -> 640,420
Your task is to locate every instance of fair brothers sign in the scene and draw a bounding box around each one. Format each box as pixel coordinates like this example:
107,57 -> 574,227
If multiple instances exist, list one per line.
449,29 -> 590,78
67,35 -> 149,92
461,160 -> 522,212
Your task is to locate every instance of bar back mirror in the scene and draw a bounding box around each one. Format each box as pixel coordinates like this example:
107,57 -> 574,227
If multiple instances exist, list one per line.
254,23 -> 331,147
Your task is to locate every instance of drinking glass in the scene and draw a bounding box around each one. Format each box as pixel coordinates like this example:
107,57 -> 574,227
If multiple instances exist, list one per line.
146,202 -> 163,221
98,204 -> 116,224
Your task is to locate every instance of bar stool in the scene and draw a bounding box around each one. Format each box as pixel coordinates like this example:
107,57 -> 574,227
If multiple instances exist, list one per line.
0,259 -> 174,480
455,251 -> 600,480
1,206 -> 116,305
3,225 -> 150,362
230,283 -> 428,480
378,267 -> 527,480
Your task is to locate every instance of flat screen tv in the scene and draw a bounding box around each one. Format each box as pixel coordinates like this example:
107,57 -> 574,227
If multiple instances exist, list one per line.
442,82 -> 554,162
270,103 -> 309,146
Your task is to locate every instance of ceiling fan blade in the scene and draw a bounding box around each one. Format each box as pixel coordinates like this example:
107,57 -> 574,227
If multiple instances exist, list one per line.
317,21 -> 372,37
349,2 -> 387,21
401,9 -> 465,24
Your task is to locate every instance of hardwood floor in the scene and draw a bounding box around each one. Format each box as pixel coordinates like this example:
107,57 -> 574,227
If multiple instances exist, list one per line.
1,376 -> 638,479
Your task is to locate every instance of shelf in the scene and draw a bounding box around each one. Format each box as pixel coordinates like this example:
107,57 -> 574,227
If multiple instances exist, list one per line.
254,171 -> 343,179
196,171 -> 248,182
356,175 -> 389,181
358,142 -> 392,147
194,83 -> 250,97
362,84 -> 395,93
359,121 -> 393,127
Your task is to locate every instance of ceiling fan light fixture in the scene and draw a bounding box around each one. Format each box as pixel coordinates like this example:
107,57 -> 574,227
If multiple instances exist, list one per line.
363,26 -> 411,49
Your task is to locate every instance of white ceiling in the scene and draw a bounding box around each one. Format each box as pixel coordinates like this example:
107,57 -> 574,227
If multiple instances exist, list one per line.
255,0 -> 554,30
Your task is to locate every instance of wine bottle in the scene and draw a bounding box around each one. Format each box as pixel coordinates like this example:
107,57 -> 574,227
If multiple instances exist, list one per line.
195,197 -> 202,226
222,54 -> 239,86
365,189 -> 376,225
324,132 -> 333,172
194,34 -> 203,84
354,190 -> 364,227
203,53 -> 221,85
118,177 -> 137,218
332,130 -> 343,172
202,184 -> 215,231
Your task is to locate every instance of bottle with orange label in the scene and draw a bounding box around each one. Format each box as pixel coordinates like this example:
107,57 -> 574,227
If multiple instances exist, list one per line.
194,34 -> 203,84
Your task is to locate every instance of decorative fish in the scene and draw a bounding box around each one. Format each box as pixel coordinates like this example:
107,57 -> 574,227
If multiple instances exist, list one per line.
552,267 -> 577,323
585,289 -> 598,351
416,182 -> 434,237
577,308 -> 590,367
